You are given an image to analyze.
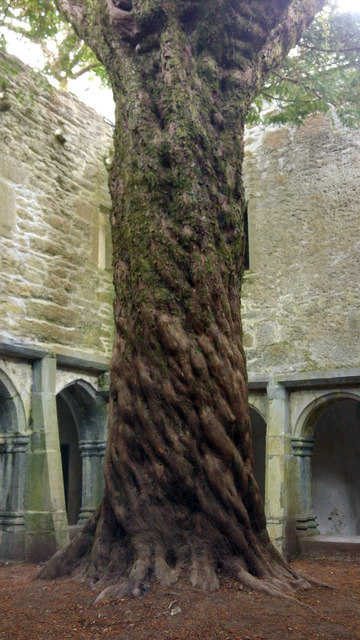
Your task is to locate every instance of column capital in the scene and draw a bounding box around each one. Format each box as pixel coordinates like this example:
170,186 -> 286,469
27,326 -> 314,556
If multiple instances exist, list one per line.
291,436 -> 314,457
0,433 -> 29,453
79,440 -> 107,457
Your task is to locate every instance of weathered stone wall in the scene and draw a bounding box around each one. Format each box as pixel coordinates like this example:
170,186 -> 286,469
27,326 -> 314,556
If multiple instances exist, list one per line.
1,52 -> 359,559
242,114 -> 360,376
0,52 -> 114,360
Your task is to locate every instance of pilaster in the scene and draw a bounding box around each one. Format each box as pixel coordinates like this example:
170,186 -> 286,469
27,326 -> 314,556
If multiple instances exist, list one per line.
25,355 -> 69,561
265,380 -> 290,553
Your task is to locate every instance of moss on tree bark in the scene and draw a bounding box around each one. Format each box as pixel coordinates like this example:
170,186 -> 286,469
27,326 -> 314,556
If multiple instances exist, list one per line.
40,0 -> 325,598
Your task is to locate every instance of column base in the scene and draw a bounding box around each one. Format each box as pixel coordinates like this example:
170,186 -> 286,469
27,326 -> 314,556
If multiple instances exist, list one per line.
0,511 -> 26,560
296,514 -> 319,535
77,508 -> 95,524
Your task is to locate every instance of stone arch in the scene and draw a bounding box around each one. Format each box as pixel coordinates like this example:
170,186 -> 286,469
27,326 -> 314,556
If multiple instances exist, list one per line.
294,391 -> 360,536
56,380 -> 107,525
249,405 -> 267,503
0,368 -> 27,435
294,390 -> 360,439
0,368 -> 28,559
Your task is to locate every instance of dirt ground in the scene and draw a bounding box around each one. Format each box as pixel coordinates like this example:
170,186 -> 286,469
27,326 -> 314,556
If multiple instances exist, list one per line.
1,556 -> 360,639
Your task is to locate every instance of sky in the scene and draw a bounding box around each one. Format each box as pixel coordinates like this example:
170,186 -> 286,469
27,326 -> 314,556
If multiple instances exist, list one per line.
1,0 -> 359,122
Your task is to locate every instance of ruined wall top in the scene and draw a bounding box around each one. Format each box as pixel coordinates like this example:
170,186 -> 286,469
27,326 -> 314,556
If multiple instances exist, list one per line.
242,113 -> 360,376
0,51 -> 114,361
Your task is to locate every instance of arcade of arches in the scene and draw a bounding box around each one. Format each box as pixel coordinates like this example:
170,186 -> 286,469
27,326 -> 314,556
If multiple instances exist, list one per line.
0,351 -> 108,561
1,355 -> 360,560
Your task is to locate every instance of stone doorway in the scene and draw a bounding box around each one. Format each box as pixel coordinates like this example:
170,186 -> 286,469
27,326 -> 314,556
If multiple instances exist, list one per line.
312,398 -> 360,536
249,407 -> 267,503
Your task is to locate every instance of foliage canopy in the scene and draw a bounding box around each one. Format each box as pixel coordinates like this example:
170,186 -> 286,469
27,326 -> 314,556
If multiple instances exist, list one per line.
1,1 -> 359,126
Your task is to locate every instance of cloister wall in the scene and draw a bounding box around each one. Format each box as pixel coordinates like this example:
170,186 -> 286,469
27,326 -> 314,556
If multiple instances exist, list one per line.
242,113 -> 360,376
1,52 -> 359,559
0,51 -> 114,360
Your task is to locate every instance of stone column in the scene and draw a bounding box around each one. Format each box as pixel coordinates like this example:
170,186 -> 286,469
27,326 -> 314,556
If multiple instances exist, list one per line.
25,355 -> 69,561
290,437 -> 318,535
78,439 -> 107,523
0,432 -> 29,560
265,380 -> 291,553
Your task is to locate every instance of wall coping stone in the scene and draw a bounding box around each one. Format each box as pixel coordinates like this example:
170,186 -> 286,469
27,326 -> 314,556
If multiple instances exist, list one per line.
0,341 -> 109,373
248,368 -> 360,391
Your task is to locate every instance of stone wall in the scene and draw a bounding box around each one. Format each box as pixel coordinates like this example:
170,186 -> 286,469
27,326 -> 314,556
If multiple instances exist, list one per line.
0,51 -> 114,361
1,51 -> 360,559
242,113 -> 360,377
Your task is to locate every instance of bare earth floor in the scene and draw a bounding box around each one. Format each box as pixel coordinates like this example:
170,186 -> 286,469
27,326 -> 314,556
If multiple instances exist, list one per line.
1,557 -> 360,639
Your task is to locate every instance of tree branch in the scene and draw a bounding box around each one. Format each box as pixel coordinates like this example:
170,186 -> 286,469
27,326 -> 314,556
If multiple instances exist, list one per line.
261,90 -> 322,104
237,0 -> 326,103
54,0 -> 87,34
271,71 -> 323,99
68,62 -> 102,79
300,42 -> 360,53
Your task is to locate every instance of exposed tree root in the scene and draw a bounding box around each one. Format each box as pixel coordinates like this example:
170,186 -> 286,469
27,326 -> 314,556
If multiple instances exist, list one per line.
38,507 -> 320,607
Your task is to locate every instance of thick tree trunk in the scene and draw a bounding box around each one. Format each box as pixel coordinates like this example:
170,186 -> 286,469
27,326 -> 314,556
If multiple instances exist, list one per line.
40,0 -> 325,598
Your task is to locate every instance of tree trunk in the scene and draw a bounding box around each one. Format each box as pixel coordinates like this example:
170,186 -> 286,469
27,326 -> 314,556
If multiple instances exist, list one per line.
40,0 -> 325,598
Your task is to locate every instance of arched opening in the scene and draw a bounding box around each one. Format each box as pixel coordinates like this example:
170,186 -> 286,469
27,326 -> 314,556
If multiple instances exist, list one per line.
56,380 -> 108,527
0,370 -> 28,560
249,407 -> 267,503
312,398 -> 360,536
56,393 -> 82,525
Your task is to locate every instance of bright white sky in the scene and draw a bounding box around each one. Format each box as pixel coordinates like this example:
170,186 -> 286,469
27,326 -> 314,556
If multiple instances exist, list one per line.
2,0 -> 359,122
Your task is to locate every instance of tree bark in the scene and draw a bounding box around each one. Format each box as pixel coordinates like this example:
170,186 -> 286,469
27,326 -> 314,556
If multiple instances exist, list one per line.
40,0 -> 325,598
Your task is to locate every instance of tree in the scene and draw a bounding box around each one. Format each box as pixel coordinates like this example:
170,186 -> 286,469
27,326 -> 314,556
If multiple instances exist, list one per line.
4,0 -> 327,598
2,2 -> 359,123
249,2 -> 360,127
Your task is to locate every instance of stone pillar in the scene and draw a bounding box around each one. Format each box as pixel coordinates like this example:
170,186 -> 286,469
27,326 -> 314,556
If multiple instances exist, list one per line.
290,437 -> 318,535
265,380 -> 290,554
78,440 -> 107,523
0,432 -> 29,560
25,355 -> 69,561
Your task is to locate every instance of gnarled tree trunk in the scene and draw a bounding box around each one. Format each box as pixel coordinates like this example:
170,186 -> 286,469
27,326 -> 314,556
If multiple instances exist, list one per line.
40,0 -> 325,598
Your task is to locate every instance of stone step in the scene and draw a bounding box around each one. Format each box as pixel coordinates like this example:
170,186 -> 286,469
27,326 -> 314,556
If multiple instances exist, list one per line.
299,535 -> 360,557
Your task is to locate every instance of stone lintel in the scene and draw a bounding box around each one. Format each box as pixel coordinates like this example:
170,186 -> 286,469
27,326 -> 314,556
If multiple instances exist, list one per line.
247,377 -> 269,390
275,367 -> 360,389
0,341 -> 50,361
0,341 -> 109,373
56,351 -> 109,372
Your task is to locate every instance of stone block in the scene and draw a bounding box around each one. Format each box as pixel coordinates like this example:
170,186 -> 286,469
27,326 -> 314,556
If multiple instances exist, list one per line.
0,155 -> 25,184
266,455 -> 285,517
266,435 -> 289,457
0,180 -> 16,238
25,300 -> 78,328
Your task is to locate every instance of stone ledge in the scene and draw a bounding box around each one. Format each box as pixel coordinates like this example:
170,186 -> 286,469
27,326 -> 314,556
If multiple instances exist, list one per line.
0,340 -> 109,373
247,368 -> 360,392
275,368 -> 360,389
299,535 -> 360,558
